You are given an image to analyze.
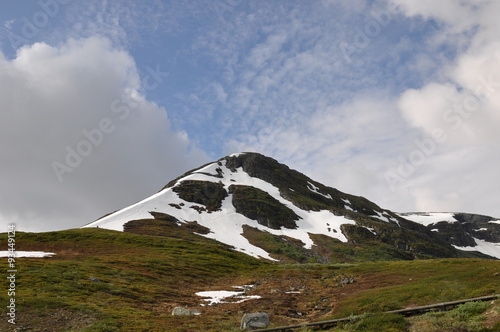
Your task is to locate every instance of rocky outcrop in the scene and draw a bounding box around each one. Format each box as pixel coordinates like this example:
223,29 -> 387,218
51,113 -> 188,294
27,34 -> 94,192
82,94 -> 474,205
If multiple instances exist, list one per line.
229,184 -> 299,230
223,153 -> 383,216
453,213 -> 500,243
423,213 -> 500,248
172,180 -> 227,212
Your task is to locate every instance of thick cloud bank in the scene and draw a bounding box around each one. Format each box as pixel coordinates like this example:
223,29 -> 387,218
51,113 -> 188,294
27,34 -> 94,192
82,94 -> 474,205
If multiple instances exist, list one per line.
0,37 -> 207,231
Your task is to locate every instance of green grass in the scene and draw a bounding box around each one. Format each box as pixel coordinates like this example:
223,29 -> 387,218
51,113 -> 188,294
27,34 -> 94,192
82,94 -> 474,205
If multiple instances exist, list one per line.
336,312 -> 410,332
0,228 -> 268,331
329,259 -> 499,318
329,301 -> 494,332
309,233 -> 417,262
242,224 -> 310,262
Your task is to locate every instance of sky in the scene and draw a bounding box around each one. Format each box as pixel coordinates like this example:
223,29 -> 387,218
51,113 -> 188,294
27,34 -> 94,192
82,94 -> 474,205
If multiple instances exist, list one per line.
1,0 -> 499,232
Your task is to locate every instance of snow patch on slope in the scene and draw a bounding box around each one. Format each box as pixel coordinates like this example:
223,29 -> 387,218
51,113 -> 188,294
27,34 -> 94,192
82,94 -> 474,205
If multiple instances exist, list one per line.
398,212 -> 457,226
453,238 -> 500,259
196,289 -> 261,306
372,211 -> 390,223
342,198 -> 355,212
344,205 -> 354,211
0,251 -> 55,258
307,181 -> 332,200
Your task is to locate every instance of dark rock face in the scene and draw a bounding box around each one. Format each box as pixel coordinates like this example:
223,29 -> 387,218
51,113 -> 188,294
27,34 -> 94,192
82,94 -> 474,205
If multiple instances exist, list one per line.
224,153 -> 383,216
172,180 -> 227,212
341,222 -> 458,259
454,213 -> 500,243
425,213 -> 500,247
429,221 -> 477,247
225,154 -> 331,209
229,184 -> 300,230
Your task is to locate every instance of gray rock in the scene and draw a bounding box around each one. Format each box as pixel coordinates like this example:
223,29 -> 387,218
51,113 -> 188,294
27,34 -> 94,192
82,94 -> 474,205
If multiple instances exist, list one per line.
338,277 -> 356,287
89,277 -> 100,283
171,307 -> 201,316
240,312 -> 270,330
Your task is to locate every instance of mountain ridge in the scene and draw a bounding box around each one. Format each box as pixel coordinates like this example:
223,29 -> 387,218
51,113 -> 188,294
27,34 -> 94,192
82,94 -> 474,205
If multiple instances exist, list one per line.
83,152 -> 500,262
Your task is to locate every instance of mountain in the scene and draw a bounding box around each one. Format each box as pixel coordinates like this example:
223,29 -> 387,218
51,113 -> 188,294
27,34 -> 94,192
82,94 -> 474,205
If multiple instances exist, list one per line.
83,152 -> 500,262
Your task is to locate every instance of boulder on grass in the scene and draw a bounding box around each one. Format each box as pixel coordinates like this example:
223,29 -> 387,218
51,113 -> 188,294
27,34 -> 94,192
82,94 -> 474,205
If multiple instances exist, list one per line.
171,307 -> 201,316
240,312 -> 270,330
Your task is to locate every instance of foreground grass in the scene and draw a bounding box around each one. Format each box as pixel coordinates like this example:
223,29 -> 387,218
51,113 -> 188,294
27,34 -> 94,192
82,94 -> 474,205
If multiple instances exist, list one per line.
0,228 -> 267,331
320,300 -> 499,331
0,228 -> 498,331
407,300 -> 499,332
328,259 -> 499,318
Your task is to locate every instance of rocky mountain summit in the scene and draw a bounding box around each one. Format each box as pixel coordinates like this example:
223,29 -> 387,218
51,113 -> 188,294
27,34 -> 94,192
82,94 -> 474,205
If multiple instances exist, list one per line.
84,152 -> 500,262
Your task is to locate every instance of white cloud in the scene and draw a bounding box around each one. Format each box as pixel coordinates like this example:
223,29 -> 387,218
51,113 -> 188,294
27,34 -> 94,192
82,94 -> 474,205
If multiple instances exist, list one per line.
390,0 -> 483,33
388,0 -> 500,216
398,83 -> 460,134
392,0 -> 500,147
0,37 -> 207,232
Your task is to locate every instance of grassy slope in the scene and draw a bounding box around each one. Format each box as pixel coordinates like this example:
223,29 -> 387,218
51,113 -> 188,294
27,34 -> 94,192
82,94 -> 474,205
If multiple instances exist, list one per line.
0,228 -> 498,331
0,228 -> 265,331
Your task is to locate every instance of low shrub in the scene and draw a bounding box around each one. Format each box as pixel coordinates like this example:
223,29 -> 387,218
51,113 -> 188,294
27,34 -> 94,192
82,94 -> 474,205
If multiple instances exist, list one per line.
339,313 -> 409,332
409,301 -> 490,332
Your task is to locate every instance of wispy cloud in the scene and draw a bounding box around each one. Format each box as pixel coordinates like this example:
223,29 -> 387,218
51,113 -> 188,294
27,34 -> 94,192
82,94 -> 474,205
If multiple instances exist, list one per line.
186,0 -> 500,216
183,1 -> 412,148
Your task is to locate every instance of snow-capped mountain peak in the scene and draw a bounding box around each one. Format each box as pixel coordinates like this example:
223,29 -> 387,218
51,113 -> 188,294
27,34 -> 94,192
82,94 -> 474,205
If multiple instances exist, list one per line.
83,153 -> 500,261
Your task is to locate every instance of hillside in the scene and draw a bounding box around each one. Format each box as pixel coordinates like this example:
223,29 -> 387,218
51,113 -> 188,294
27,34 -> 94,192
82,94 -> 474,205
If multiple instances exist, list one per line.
84,152 -> 500,262
2,152 -> 499,331
0,228 -> 499,331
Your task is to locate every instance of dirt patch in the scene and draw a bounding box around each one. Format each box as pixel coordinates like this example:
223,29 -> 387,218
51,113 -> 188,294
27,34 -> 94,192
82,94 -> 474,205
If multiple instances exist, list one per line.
151,267 -> 370,328
483,299 -> 500,329
0,308 -> 96,332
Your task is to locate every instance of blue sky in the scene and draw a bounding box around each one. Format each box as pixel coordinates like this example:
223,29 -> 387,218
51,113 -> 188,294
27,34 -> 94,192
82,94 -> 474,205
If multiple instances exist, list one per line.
1,0 -> 500,231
